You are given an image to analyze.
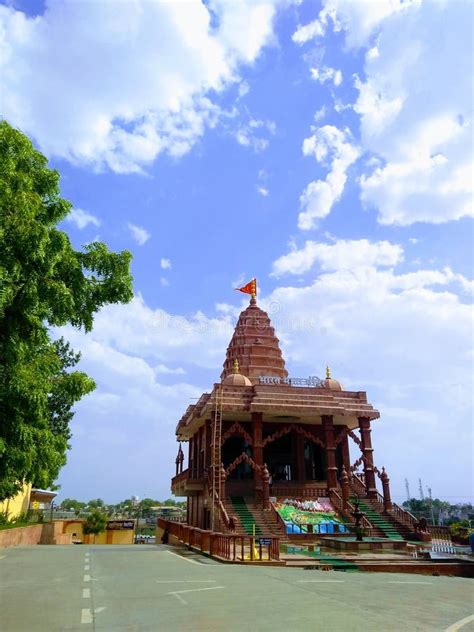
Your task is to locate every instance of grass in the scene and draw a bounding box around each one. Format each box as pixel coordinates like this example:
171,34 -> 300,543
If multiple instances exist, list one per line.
0,521 -> 37,531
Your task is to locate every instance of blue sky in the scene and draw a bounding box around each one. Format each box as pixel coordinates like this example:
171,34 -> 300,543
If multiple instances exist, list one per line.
1,0 -> 472,504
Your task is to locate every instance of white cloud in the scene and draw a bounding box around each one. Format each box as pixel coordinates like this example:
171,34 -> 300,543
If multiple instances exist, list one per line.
235,117 -> 276,152
66,208 -> 100,230
359,114 -> 473,225
310,66 -> 343,86
155,364 -> 186,375
292,16 -> 326,44
272,238 -> 404,276
293,0 -> 418,48
0,1 -> 282,173
160,258 -> 172,270
127,223 -> 150,246
314,106 -> 327,122
336,1 -> 472,225
160,277 -> 170,287
293,1 -> 472,226
58,294 -> 234,373
257,186 -> 269,197
298,125 -> 360,229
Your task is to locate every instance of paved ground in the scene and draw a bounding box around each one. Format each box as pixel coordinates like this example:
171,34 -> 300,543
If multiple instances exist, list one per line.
0,544 -> 473,631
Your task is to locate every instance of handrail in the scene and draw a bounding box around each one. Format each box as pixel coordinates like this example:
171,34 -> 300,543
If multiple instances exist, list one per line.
158,518 -> 280,562
215,492 -> 231,531
330,489 -> 374,535
329,489 -> 372,534
391,502 -> 417,526
171,468 -> 189,486
349,474 -> 366,496
268,501 -> 287,534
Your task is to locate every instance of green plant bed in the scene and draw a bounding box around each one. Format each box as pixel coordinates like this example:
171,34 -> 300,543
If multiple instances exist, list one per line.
0,521 -> 34,531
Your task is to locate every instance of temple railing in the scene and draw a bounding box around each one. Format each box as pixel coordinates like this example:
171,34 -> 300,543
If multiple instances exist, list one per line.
390,503 -> 418,527
330,489 -> 373,535
171,468 -> 205,494
272,484 -> 328,498
214,490 -> 232,532
348,473 -> 366,496
171,469 -> 189,486
157,518 -> 280,562
268,501 -> 288,534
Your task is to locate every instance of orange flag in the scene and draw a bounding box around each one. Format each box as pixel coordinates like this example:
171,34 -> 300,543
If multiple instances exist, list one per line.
235,278 -> 257,297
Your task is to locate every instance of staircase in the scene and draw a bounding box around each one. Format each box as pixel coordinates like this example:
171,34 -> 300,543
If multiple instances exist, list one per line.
246,501 -> 285,536
352,497 -> 403,540
364,499 -> 413,539
229,496 -> 263,536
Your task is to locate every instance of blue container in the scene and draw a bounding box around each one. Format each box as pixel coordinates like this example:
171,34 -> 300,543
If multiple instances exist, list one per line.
469,531 -> 474,553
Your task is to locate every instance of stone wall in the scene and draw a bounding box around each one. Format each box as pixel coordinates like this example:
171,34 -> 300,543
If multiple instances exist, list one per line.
0,524 -> 44,548
0,521 -> 71,548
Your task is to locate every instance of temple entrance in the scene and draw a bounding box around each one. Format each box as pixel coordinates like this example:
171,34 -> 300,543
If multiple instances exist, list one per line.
263,434 -> 295,482
222,437 -> 254,481
304,441 -> 326,480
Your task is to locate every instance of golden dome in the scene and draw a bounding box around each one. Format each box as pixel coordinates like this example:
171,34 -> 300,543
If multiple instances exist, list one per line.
222,373 -> 252,387
222,358 -> 252,386
324,365 -> 343,391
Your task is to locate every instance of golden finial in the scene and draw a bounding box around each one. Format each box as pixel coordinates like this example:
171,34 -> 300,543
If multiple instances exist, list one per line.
326,365 -> 331,379
233,358 -> 240,374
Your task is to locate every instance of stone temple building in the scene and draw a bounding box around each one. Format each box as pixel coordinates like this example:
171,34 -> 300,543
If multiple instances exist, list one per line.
171,295 -> 413,540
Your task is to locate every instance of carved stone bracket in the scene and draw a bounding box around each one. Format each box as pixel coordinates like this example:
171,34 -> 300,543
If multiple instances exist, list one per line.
347,429 -> 362,447
262,424 -> 325,448
221,422 -> 253,446
225,452 -> 261,476
350,456 -> 365,473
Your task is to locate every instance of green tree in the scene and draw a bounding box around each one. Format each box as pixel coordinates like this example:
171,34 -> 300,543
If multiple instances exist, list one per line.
60,498 -> 86,513
138,498 -> 155,515
83,509 -> 108,543
0,120 -> 133,501
87,498 -> 105,509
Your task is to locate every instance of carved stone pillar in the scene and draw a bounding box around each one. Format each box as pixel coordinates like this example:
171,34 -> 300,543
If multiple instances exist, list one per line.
252,412 -> 263,497
340,465 -> 350,510
262,463 -> 271,510
381,467 -> 392,511
322,415 -> 338,491
341,432 -> 351,473
358,416 -> 377,498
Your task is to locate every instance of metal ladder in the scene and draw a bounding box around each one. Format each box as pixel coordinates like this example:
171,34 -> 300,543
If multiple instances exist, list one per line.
210,384 -> 223,531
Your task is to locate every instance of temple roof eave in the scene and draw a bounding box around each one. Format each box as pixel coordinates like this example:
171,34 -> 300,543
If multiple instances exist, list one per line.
175,383 -> 380,440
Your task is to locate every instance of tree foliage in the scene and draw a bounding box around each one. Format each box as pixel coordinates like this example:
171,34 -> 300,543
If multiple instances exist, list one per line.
0,120 -> 133,501
83,509 -> 108,536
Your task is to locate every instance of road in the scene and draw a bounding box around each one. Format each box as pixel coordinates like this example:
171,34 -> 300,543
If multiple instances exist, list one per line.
0,544 -> 473,631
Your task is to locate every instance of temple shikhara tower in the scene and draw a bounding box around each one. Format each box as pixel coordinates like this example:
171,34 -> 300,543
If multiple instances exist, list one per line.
171,291 -> 414,543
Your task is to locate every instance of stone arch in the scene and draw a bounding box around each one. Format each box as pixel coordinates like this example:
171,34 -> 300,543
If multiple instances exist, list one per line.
262,424 -> 325,448
221,422 -> 253,446
225,452 -> 261,476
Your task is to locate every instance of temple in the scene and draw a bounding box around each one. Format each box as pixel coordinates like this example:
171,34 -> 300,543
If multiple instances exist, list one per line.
171,296 -> 415,543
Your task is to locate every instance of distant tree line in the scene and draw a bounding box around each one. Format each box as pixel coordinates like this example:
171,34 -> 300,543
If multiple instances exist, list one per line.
403,498 -> 473,526
58,497 -> 186,517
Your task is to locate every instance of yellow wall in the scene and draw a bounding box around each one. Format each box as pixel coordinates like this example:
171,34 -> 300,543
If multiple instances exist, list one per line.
0,484 -> 32,520
62,521 -> 133,544
64,521 -> 84,542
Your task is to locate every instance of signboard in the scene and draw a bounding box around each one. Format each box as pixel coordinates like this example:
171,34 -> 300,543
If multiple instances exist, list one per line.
258,375 -> 323,387
258,538 -> 272,546
106,520 -> 135,530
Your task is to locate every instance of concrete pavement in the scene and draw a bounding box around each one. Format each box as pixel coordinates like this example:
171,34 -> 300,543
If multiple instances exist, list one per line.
0,544 -> 473,631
